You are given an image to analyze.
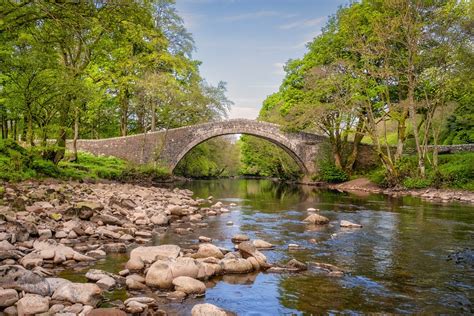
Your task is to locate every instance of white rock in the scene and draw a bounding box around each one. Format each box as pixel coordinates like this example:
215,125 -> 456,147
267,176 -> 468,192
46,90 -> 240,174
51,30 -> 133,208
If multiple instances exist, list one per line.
191,303 -> 227,316
16,294 -> 50,316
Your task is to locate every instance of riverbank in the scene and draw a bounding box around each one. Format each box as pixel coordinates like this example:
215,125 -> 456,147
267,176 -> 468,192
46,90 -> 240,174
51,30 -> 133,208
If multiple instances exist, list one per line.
0,180 -> 309,315
324,177 -> 474,204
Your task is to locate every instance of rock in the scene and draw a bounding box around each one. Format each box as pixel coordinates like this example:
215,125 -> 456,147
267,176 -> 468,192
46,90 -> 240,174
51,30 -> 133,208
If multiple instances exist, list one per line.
49,304 -> 65,314
311,262 -> 345,276
124,297 -> 155,305
167,290 -> 187,301
50,213 -> 62,221
71,201 -> 104,220
172,276 -> 206,294
102,243 -> 127,253
55,231 -> 68,239
286,259 -> 308,271
146,257 -> 201,289
126,245 -> 180,271
252,239 -> 274,249
4,306 -> 18,316
237,241 -> 268,268
38,229 -> 52,240
168,205 -> 187,216
0,240 -> 16,251
87,308 -> 127,316
220,258 -> 253,274
97,276 -> 116,290
94,214 -> 123,226
150,213 -> 169,225
226,221 -> 233,226
63,303 -> 84,314
126,301 -> 147,313
307,207 -> 318,212
45,278 -> 72,294
118,269 -> 129,276
126,277 -> 147,290
16,294 -> 50,316
303,214 -> 329,225
194,243 -> 224,259
288,243 -> 302,250
231,234 -> 249,243
80,305 -> 94,316
340,220 -> 362,228
0,265 -> 50,296
0,289 -> 19,307
198,236 -> 212,243
52,283 -> 102,306
191,303 -> 227,316
96,227 -> 121,239
86,249 -> 107,258
31,239 -> 95,263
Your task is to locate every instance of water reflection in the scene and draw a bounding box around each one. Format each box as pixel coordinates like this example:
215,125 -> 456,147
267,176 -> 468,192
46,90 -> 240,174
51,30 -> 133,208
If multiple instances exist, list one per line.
62,179 -> 473,314
176,179 -> 474,314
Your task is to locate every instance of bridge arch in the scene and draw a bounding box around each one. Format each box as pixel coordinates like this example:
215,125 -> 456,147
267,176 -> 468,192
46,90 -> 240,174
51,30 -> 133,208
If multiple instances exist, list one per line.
170,129 -> 308,174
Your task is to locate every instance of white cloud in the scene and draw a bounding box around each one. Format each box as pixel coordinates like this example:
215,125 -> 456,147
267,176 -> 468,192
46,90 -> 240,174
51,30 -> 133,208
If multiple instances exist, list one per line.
280,17 -> 325,30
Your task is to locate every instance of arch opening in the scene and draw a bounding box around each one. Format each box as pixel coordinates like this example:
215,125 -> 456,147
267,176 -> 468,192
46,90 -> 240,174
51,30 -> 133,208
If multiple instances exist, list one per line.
170,131 -> 308,175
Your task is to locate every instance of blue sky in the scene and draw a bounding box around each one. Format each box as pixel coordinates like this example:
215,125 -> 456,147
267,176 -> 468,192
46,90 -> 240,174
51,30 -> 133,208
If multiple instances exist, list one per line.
175,0 -> 347,119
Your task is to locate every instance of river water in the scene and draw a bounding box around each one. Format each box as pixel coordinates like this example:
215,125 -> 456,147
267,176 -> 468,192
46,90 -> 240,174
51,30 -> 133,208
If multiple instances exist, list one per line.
64,179 -> 474,315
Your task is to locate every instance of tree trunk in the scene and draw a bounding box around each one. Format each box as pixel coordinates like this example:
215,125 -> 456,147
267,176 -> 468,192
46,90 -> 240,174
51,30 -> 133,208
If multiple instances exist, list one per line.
72,108 -> 79,162
151,102 -> 156,132
120,88 -> 129,136
395,109 -> 408,162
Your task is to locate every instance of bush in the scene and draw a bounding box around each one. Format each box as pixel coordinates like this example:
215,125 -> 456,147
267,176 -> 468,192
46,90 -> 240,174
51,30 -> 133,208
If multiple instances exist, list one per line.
316,161 -> 349,183
403,177 -> 432,189
31,159 -> 61,177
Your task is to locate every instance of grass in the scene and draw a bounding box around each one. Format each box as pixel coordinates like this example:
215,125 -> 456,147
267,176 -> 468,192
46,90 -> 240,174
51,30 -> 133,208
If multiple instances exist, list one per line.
367,152 -> 474,191
0,139 -> 170,182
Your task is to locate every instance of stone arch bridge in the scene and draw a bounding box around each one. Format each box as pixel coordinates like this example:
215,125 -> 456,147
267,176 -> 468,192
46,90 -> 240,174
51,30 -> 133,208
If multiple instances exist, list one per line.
68,119 -> 327,174
70,119 -> 375,176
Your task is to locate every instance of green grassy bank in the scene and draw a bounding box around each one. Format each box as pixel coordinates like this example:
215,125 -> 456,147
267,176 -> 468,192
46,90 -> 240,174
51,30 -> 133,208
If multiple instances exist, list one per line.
0,139 -> 170,182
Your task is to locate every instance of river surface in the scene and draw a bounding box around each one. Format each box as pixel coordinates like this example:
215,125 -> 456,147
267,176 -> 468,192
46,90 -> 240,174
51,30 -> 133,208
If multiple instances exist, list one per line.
63,179 -> 474,315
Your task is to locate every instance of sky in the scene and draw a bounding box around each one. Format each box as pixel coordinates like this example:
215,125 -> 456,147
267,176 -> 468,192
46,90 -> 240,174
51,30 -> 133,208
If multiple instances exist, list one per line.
175,0 -> 347,119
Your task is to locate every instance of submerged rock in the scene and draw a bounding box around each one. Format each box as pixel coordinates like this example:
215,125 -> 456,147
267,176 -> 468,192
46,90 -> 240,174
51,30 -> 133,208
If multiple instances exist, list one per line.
340,220 -> 362,228
303,214 -> 329,225
191,303 -> 227,316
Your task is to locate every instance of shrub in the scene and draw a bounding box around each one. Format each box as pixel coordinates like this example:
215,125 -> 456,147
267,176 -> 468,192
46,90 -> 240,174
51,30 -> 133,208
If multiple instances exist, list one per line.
403,177 -> 432,189
316,161 -> 349,183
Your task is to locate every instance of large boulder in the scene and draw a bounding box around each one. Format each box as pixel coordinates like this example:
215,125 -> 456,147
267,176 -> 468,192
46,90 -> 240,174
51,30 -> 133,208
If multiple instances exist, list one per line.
172,276 -> 206,294
0,265 -> 51,296
194,243 -> 224,259
303,214 -> 330,225
126,245 -> 180,271
191,304 -> 227,316
145,257 -> 201,289
220,258 -> 253,274
238,241 -> 269,268
52,283 -> 102,306
16,294 -> 50,316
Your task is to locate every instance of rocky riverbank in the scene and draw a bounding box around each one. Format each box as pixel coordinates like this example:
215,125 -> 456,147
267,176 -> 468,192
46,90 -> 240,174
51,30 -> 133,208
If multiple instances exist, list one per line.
0,181 -> 317,316
325,178 -> 474,204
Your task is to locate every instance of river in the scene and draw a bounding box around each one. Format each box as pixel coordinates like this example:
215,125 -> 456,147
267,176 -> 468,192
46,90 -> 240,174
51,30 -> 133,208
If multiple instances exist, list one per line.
63,179 -> 474,315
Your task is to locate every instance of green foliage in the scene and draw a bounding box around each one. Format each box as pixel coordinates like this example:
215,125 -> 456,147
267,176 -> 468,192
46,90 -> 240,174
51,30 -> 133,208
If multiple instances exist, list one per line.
175,137 -> 241,178
239,135 -> 302,180
369,153 -> 474,190
0,139 -> 172,182
315,161 -> 349,183
119,164 -> 170,182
